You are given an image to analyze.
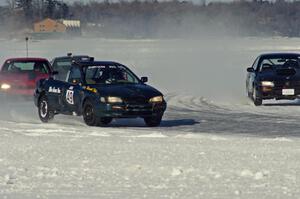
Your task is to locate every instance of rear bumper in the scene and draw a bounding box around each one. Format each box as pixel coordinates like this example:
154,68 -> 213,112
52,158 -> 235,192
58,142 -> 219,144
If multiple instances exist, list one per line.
95,102 -> 167,118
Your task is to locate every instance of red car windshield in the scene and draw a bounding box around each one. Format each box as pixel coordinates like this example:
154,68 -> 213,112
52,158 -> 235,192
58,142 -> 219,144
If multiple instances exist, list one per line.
1,61 -> 50,74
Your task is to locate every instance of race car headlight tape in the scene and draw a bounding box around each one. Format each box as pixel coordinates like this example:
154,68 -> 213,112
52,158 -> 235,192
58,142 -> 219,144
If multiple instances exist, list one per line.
261,81 -> 274,87
149,96 -> 163,103
1,83 -> 11,90
107,96 -> 123,103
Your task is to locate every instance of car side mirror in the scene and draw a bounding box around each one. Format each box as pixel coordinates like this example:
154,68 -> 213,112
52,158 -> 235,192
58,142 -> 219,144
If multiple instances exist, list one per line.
141,77 -> 148,83
247,67 -> 254,73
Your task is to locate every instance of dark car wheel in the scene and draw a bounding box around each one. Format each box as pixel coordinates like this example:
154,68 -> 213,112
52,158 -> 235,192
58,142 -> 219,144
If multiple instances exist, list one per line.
252,88 -> 262,106
38,95 -> 54,123
98,117 -> 113,127
83,100 -> 100,126
144,115 -> 162,127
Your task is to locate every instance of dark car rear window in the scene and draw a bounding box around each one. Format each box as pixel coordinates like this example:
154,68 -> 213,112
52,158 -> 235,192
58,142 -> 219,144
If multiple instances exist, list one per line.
2,61 -> 50,74
52,56 -> 90,81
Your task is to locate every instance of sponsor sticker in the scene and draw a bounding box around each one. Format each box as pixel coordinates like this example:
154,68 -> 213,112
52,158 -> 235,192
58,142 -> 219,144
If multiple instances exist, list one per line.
89,66 -> 106,69
49,86 -> 61,94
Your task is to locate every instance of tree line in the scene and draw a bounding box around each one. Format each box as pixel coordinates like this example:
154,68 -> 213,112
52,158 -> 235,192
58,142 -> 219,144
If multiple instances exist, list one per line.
1,0 -> 300,38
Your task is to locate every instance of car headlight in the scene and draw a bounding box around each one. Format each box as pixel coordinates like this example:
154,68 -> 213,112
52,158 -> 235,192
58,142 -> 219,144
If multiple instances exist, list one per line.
149,96 -> 163,103
261,81 -> 274,87
1,83 -> 11,90
106,96 -> 123,103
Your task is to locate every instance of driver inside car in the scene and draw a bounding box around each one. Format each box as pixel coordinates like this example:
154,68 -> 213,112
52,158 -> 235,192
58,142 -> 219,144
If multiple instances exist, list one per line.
260,63 -> 273,71
105,68 -> 126,83
34,62 -> 45,73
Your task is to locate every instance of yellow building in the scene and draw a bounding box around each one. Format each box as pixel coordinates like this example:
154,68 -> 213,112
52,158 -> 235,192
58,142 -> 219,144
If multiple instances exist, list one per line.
34,18 -> 66,33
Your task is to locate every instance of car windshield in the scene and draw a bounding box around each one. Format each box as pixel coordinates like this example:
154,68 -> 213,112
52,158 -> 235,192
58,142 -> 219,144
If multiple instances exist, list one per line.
259,56 -> 300,72
84,65 -> 140,84
2,61 -> 49,74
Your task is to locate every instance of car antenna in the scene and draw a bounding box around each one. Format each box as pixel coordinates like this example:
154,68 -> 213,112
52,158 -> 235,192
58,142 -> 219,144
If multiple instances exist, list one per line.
25,37 -> 29,58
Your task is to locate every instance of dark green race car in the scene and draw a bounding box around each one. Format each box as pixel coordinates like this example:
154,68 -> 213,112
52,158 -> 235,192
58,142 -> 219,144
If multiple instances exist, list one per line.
34,59 -> 167,127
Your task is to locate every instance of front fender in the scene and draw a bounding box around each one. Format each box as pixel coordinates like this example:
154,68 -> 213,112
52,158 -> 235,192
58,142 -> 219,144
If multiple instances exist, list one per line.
79,92 -> 100,115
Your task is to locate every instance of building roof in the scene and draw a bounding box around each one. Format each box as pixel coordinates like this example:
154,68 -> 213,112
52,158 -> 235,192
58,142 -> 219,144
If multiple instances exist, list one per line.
34,18 -> 57,25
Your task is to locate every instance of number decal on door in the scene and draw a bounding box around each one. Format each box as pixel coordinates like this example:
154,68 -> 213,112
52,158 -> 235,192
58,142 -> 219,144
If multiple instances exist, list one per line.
66,90 -> 74,105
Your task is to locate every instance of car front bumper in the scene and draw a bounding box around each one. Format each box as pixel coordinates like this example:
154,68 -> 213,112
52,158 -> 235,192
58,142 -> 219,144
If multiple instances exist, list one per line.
95,102 -> 167,118
259,85 -> 300,100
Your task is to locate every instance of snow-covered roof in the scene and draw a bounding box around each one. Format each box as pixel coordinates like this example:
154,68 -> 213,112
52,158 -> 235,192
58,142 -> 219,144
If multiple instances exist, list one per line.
61,20 -> 81,28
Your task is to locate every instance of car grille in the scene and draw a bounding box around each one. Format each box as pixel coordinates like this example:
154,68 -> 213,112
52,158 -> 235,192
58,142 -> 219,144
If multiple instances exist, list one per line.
124,96 -> 149,105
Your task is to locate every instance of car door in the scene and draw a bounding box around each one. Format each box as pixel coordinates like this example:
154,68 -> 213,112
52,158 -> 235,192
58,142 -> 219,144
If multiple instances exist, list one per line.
60,66 -> 83,113
44,78 -> 66,111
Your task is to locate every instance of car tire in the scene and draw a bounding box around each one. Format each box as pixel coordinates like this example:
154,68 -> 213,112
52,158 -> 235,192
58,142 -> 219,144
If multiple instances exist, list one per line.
83,100 -> 99,126
252,88 -> 262,106
144,115 -> 162,127
98,117 -> 113,127
38,95 -> 54,123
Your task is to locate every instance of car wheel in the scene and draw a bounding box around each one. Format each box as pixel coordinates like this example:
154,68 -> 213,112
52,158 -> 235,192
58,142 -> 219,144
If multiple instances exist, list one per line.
98,117 -> 113,127
144,115 -> 162,127
83,100 -> 99,126
38,95 -> 54,123
252,88 -> 262,106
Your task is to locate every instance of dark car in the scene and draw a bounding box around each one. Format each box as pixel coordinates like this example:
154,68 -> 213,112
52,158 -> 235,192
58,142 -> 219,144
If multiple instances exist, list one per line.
246,53 -> 300,105
0,58 -> 53,96
51,53 -> 91,81
34,60 -> 167,127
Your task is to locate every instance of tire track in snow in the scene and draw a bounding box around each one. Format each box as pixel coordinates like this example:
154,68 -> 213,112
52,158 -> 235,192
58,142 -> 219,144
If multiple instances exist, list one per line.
1,94 -> 300,138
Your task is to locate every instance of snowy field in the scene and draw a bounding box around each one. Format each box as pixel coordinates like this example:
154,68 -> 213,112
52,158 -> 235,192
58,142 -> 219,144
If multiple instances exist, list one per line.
0,37 -> 300,198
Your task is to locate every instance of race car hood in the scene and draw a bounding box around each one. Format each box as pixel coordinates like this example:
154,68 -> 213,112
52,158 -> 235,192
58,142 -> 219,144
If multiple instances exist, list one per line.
0,72 -> 49,88
258,68 -> 300,81
91,83 -> 163,99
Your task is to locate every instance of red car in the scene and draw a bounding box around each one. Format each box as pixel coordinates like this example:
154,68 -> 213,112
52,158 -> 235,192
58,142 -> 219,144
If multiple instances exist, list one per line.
0,58 -> 53,96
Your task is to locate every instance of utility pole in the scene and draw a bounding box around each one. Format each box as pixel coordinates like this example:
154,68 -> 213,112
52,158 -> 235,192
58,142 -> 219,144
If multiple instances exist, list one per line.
25,37 -> 29,57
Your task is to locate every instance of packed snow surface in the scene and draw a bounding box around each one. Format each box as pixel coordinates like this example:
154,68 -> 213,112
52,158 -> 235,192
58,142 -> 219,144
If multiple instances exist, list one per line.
0,38 -> 300,198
